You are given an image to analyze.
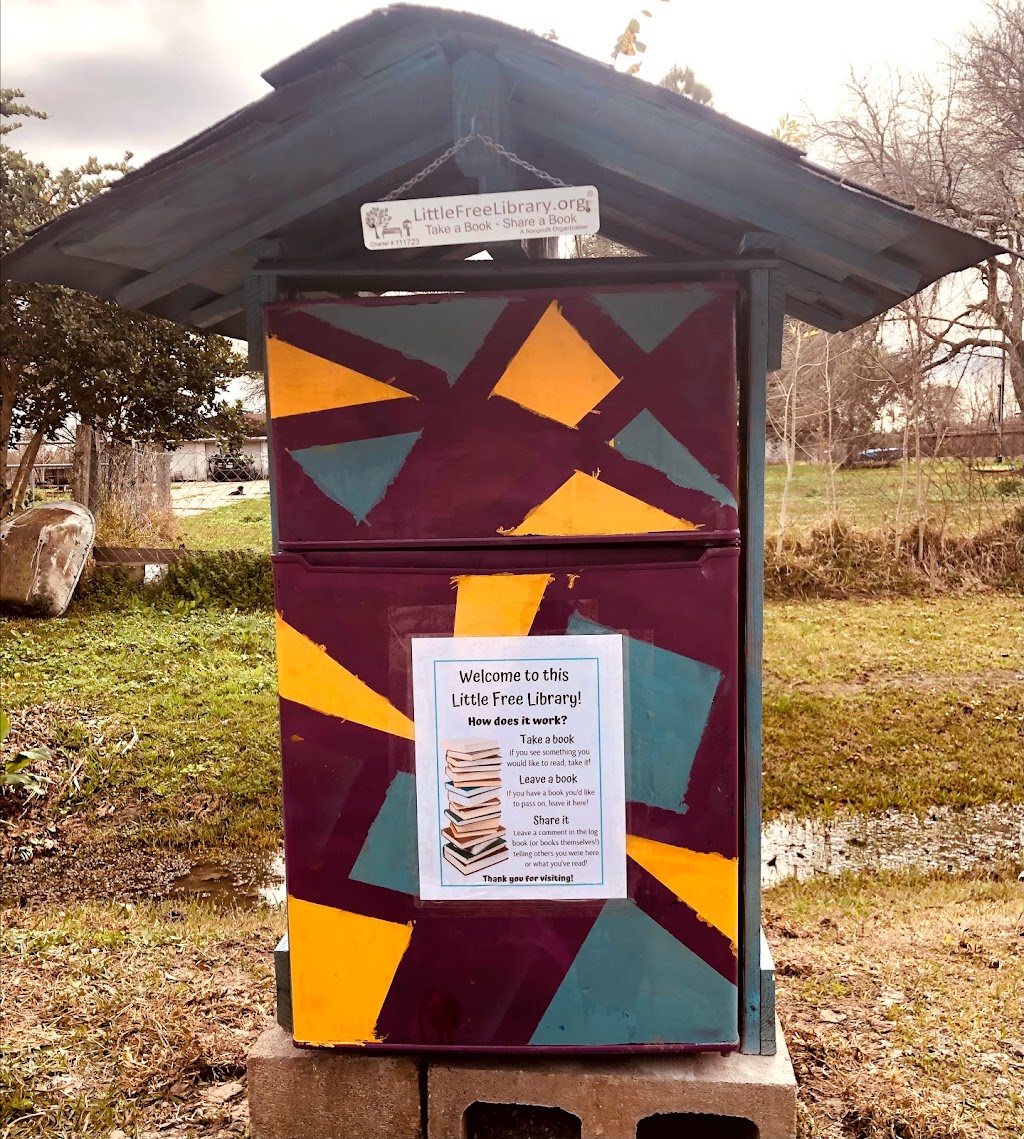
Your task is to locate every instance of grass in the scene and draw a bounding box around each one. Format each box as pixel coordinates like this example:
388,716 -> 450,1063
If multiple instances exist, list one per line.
764,459 -> 1023,537
762,595 -> 1022,818
177,499 -> 272,551
0,899 -> 282,1139
1,609 -> 280,857
765,595 -> 1022,685
763,686 -> 1023,817
1,595 -> 1018,877
766,865 -> 1024,1138
1,867 -> 1019,1138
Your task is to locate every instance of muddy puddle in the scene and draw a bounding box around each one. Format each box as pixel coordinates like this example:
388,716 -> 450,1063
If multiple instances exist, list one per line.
168,851 -> 285,907
762,802 -> 1023,886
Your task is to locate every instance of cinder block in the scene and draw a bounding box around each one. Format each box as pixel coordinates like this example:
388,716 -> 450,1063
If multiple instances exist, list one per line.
248,1022 -> 422,1139
428,1022 -> 797,1139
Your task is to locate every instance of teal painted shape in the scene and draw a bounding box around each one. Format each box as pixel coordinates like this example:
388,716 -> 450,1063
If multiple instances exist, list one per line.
612,409 -> 737,509
289,431 -> 421,524
594,287 -> 712,353
305,298 -> 508,385
350,772 -> 418,895
530,900 -> 737,1045
567,614 -> 720,814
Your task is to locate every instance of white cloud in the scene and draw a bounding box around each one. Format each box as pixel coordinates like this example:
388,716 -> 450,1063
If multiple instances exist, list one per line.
0,0 -> 987,170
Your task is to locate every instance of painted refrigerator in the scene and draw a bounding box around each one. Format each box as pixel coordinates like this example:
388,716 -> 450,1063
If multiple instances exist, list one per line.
266,283 -> 742,1052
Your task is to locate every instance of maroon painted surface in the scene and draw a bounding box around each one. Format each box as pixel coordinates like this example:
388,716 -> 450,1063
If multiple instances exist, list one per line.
275,546 -> 738,1048
266,284 -> 738,547
270,285 -> 743,1051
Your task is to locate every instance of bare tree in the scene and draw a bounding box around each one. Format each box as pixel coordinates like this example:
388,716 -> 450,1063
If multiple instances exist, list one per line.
814,1 -> 1023,413
767,321 -> 903,538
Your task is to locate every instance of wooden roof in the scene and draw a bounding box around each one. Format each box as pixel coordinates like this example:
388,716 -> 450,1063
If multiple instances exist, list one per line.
1,4 -> 1001,338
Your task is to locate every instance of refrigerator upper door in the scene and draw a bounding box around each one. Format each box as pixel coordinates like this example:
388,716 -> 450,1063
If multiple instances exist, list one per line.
265,284 -> 739,547
273,545 -> 739,1052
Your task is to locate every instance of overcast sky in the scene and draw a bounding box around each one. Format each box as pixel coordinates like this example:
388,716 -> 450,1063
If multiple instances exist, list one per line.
0,0 -> 992,171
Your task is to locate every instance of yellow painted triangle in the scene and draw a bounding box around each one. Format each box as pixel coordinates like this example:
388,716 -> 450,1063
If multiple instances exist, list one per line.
453,573 -> 553,637
501,471 -> 700,536
626,834 -> 738,948
267,335 -> 415,419
288,895 -> 413,1045
275,613 -> 415,740
490,301 -> 621,428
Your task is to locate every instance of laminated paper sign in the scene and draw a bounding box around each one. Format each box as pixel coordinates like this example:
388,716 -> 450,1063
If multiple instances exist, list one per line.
412,634 -> 626,901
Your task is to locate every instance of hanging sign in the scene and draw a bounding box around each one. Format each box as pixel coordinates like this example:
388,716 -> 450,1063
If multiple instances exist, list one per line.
411,634 -> 626,902
361,186 -> 600,250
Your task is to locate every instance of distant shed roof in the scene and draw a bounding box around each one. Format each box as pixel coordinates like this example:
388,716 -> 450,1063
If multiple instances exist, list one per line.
1,4 -> 1001,339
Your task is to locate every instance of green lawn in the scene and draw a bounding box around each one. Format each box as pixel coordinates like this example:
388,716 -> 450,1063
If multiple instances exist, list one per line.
176,498 -> 273,551
2,595 -> 1019,863
1,609 -> 281,851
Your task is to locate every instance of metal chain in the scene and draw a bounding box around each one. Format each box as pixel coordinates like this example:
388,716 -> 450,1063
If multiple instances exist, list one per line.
382,132 -> 567,201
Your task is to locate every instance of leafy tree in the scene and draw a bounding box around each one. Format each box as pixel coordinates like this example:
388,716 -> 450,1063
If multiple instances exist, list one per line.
0,89 -> 249,517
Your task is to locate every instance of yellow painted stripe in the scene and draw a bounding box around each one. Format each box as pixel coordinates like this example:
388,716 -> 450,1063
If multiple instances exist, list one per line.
276,613 -> 415,740
267,336 -> 414,419
453,573 -> 553,637
288,895 -> 414,1046
626,834 -> 738,949
490,302 -> 621,428
500,471 -> 700,536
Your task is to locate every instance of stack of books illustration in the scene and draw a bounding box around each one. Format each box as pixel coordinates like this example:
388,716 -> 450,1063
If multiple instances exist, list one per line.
440,737 -> 509,876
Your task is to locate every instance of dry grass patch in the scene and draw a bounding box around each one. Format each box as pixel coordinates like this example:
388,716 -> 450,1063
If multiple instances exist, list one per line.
768,866 -> 1024,1138
0,900 -> 283,1139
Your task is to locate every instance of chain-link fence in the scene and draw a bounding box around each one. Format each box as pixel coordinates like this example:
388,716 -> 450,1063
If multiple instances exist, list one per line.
765,422 -> 1023,545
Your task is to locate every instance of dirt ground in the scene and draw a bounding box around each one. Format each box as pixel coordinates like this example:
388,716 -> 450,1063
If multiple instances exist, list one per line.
766,868 -> 1024,1138
2,864 -> 1021,1139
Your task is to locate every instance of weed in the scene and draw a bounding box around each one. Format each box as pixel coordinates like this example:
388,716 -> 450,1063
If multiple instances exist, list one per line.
94,500 -> 179,548
72,552 -> 274,614
158,551 -> 273,611
1,709 -> 51,799
765,507 -> 1024,599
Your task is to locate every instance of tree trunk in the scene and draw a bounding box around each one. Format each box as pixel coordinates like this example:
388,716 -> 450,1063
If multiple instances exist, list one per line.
776,386 -> 796,557
3,427 -> 44,518
72,423 -> 94,508
0,361 -> 19,513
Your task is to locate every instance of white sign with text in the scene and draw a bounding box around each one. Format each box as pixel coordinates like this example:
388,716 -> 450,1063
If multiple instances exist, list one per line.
412,634 -> 626,902
361,186 -> 600,250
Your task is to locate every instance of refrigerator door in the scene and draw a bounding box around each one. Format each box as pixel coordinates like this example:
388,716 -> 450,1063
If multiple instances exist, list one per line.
274,544 -> 739,1052
265,284 -> 739,548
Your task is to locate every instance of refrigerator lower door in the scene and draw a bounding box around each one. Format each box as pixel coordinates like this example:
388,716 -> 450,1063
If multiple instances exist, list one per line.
274,543 -> 739,1052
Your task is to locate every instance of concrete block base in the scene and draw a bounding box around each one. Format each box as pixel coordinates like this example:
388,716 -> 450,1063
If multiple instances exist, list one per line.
247,1023 -> 422,1139
428,1025 -> 797,1139
247,1021 -> 796,1139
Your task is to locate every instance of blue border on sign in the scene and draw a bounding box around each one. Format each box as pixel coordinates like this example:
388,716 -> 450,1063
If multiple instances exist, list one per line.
431,655 -> 605,890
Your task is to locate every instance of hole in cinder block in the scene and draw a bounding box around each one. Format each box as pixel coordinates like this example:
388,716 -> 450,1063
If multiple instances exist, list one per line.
636,1112 -> 759,1139
464,1101 -> 583,1139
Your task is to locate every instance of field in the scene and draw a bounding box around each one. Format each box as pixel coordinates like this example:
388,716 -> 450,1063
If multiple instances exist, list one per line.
2,587 -> 1021,1136
172,460 -> 1024,553
763,459 -> 1022,536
